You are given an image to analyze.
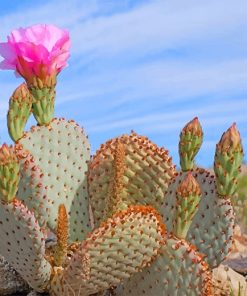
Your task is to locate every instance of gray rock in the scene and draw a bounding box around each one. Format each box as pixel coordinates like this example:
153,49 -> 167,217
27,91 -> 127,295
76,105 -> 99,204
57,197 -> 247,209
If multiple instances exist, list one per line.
0,255 -> 29,295
213,265 -> 247,295
223,253 -> 247,275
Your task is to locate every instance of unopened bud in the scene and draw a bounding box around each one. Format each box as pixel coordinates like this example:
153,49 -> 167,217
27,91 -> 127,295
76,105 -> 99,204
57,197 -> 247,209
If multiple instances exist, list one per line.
182,117 -> 203,137
214,123 -> 243,197
217,123 -> 241,153
12,83 -> 31,102
177,172 -> 201,198
179,117 -> 203,171
0,144 -> 18,165
0,144 -> 20,202
8,83 -> 32,142
174,172 -> 202,239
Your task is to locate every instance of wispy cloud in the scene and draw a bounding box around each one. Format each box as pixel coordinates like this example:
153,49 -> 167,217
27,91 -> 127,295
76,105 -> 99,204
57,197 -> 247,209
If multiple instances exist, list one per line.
70,0 -> 247,57
0,0 -> 246,167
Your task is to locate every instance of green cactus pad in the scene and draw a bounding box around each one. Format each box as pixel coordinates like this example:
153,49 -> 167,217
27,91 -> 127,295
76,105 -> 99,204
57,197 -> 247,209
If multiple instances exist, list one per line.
0,199 -> 51,292
115,235 -> 212,296
17,118 -> 91,242
88,132 -> 176,226
15,149 -> 50,228
162,168 -> 234,268
50,205 -> 166,296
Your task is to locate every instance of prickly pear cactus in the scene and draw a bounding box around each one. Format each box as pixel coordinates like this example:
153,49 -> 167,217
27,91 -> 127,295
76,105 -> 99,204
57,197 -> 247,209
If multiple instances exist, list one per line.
50,205 -> 166,296
115,235 -> 212,296
161,119 -> 243,268
16,118 -> 91,241
88,133 -> 176,226
16,149 -> 49,228
0,24 -> 244,296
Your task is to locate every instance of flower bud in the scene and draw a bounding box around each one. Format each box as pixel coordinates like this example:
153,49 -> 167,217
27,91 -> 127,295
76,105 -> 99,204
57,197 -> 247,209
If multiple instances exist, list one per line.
173,172 -> 201,239
217,123 -> 241,153
214,123 -> 243,197
7,83 -> 32,142
182,117 -> 203,137
179,117 -> 203,171
0,144 -> 20,202
177,172 -> 201,198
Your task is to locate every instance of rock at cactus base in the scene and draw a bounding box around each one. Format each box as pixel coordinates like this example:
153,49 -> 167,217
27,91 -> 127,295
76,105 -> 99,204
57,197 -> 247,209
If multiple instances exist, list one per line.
212,265 -> 247,295
0,255 -> 29,295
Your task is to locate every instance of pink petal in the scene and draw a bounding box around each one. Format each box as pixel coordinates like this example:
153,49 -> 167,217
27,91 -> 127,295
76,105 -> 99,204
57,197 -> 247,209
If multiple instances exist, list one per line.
0,59 -> 16,70
0,42 -> 16,60
0,24 -> 70,79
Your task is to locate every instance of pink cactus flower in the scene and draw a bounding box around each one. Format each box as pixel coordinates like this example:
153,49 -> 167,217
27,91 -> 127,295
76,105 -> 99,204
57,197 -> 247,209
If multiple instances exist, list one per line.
0,24 -> 70,84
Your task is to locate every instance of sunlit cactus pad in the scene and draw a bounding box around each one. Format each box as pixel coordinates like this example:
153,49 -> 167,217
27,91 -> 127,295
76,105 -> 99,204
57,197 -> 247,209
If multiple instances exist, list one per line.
88,132 -> 176,226
0,199 -> 51,291
162,168 -> 235,268
17,118 -> 91,241
50,205 -> 166,296
16,149 -> 49,228
115,235 -> 212,296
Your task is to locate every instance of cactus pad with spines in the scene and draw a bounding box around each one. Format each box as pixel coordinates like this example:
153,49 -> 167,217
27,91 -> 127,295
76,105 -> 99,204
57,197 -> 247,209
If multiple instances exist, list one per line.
88,132 -> 176,226
17,118 -> 91,241
0,199 -> 51,291
0,24 -> 245,296
50,205 -> 167,296
162,168 -> 235,268
16,148 -> 49,228
115,235 -> 212,296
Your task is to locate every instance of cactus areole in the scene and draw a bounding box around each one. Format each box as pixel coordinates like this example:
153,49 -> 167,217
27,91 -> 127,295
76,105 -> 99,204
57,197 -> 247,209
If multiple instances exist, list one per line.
0,24 -> 244,296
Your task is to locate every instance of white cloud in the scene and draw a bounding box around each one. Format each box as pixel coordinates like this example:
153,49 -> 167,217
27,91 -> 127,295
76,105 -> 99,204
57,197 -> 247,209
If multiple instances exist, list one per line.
0,0 -> 246,167
85,99 -> 247,133
0,0 -> 98,36
70,0 -> 247,56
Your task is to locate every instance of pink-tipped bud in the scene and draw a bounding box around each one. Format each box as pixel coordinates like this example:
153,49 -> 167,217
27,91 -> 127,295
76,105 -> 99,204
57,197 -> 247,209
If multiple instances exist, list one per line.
0,144 -> 20,202
0,144 -> 17,165
11,83 -> 32,103
182,117 -> 203,137
218,123 -> 241,153
176,172 -> 201,198
214,123 -> 243,197
174,172 -> 201,238
179,117 -> 203,171
8,83 -> 32,142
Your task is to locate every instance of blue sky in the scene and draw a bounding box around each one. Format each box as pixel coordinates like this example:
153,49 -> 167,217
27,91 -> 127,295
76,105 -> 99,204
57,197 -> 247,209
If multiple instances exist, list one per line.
0,0 -> 246,167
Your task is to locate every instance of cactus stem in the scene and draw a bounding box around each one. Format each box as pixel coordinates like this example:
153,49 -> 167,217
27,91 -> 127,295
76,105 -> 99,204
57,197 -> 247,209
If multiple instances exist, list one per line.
104,139 -> 127,218
54,204 -> 68,267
